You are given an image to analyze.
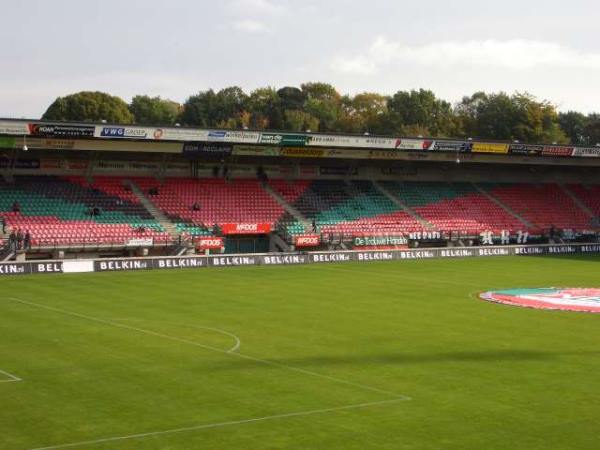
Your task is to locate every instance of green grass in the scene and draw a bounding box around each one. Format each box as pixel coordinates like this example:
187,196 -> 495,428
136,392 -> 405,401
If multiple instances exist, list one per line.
1,255 -> 599,450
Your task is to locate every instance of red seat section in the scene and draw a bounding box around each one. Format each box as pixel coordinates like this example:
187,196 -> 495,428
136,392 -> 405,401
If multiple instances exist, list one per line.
566,185 -> 600,218
0,176 -> 170,247
486,183 -> 592,230
135,178 -> 286,228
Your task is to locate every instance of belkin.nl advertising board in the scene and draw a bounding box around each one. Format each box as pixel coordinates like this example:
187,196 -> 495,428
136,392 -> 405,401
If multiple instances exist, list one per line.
1,244 -> 599,276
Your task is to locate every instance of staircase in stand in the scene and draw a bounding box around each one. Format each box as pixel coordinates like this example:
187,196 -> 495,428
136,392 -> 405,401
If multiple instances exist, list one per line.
473,183 -> 533,228
372,180 -> 434,230
559,184 -> 595,219
127,180 -> 180,241
263,182 -> 311,232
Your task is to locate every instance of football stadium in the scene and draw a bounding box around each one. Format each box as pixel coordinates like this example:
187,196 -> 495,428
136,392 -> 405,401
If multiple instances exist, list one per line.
1,118 -> 599,450
2,2 -> 600,449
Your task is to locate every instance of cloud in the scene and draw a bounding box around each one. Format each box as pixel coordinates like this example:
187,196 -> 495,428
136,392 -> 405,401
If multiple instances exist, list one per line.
227,0 -> 285,16
232,19 -> 270,33
333,37 -> 600,74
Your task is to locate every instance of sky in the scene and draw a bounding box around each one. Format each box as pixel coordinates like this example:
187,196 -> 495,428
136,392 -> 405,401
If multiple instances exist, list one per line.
1,0 -> 599,118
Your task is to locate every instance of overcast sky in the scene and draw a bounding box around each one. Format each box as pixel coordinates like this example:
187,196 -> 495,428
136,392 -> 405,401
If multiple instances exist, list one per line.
1,0 -> 599,118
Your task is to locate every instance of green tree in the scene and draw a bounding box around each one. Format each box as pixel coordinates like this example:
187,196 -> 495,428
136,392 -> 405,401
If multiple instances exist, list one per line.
559,111 -> 590,145
42,91 -> 134,124
388,89 -> 459,137
336,92 -> 389,134
583,114 -> 600,146
283,110 -> 319,132
301,82 -> 342,132
180,89 -> 217,126
456,92 -> 567,143
246,87 -> 279,129
129,95 -> 180,125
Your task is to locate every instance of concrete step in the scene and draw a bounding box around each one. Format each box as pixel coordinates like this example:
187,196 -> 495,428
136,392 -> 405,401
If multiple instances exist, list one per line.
473,183 -> 533,228
372,181 -> 434,230
263,182 -> 311,232
127,180 -> 180,240
560,184 -> 595,218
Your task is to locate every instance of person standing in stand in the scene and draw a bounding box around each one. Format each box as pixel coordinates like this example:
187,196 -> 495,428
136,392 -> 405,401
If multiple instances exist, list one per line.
24,230 -> 31,251
16,229 -> 24,250
9,229 -> 17,252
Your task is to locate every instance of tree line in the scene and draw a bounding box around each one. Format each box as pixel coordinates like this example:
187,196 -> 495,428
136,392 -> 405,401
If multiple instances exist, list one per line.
41,84 -> 600,145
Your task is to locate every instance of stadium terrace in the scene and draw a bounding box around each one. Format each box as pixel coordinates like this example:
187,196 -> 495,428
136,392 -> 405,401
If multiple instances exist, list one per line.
0,117 -> 599,270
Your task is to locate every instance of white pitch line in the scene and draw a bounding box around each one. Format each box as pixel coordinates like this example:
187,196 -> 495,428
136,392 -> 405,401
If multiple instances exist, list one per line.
29,398 -> 406,450
112,319 -> 241,353
5,297 -> 408,399
0,369 -> 22,383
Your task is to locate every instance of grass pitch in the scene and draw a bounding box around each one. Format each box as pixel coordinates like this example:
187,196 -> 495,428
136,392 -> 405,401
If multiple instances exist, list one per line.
1,255 -> 599,450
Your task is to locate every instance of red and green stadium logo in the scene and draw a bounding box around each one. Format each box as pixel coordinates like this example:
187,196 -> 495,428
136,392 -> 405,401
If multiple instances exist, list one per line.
480,288 -> 600,313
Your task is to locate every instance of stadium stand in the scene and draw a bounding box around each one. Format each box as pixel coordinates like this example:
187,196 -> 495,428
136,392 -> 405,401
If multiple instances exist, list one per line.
134,178 -> 290,235
0,174 -> 597,250
481,183 -> 592,231
0,176 -> 169,246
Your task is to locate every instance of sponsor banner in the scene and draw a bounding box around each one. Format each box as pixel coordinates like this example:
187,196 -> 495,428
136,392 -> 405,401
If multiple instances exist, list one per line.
207,130 -> 260,144
0,158 -> 40,169
208,255 -> 258,267
29,123 -> 95,138
0,136 -> 16,148
232,145 -> 280,157
433,140 -> 472,152
294,235 -> 321,247
542,146 -> 573,157
356,251 -> 395,262
0,262 -> 31,276
509,144 -> 544,155
306,134 -> 398,149
63,260 -> 94,273
280,147 -> 325,158
220,223 -> 272,235
353,236 -> 407,247
368,150 -> 406,160
195,237 -> 224,250
309,252 -> 354,263
572,147 -> 600,158
323,148 -> 369,159
319,166 -> 358,176
472,142 -> 509,154
259,133 -> 308,146
183,142 -> 233,157
40,139 -> 76,149
94,259 -> 152,271
0,121 -> 30,135
152,128 -> 209,141
40,159 -> 64,170
95,126 -> 150,139
395,249 -> 438,259
394,139 -> 434,150
94,160 -> 160,172
126,238 -> 154,247
153,257 -> 207,270
480,288 -> 600,313
31,261 -> 64,274
259,254 -> 308,265
65,160 -> 90,171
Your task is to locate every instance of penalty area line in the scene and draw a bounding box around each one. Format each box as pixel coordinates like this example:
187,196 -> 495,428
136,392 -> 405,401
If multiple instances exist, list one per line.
0,369 -> 22,383
29,397 -> 407,450
4,297 -> 409,399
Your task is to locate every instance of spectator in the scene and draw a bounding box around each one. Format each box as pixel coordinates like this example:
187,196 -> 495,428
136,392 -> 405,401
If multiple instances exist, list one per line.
192,202 -> 201,211
16,229 -> 24,250
1,218 -> 5,234
9,230 -> 17,252
24,230 -> 31,251
11,201 -> 20,213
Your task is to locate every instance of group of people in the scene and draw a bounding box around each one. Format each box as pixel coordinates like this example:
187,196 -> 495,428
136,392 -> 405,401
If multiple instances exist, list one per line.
6,229 -> 32,252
